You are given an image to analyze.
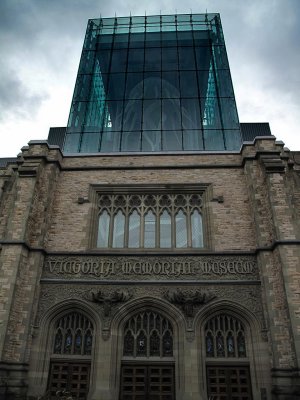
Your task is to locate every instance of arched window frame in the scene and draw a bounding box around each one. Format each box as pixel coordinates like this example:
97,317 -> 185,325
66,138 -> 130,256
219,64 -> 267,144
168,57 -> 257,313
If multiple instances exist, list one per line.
122,310 -> 174,359
93,185 -> 210,250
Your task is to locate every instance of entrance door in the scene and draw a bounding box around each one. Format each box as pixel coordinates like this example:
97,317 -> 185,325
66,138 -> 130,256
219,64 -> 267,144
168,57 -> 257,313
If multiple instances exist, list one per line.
207,366 -> 252,400
48,361 -> 91,399
120,364 -> 175,400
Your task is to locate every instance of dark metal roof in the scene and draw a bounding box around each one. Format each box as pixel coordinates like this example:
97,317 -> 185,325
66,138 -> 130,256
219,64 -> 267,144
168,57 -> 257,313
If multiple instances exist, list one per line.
0,158 -> 18,168
240,123 -> 272,142
48,127 -> 66,148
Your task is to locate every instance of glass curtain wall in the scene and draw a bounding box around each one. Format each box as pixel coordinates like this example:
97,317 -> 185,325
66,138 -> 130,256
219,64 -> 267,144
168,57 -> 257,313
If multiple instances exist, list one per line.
65,14 -> 242,153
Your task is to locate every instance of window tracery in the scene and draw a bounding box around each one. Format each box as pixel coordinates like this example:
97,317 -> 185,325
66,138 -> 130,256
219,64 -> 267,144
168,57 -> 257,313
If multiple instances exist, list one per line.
205,314 -> 246,358
123,311 -> 173,358
53,312 -> 94,356
97,193 -> 203,249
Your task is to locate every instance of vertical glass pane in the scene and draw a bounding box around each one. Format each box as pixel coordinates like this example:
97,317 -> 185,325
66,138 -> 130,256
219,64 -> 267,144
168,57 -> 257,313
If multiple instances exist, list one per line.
162,71 -> 180,98
178,46 -> 196,70
175,210 -> 187,248
127,48 -> 144,72
100,131 -> 120,152
161,47 -> 178,70
112,211 -> 125,248
121,131 -> 141,151
183,130 -> 203,150
142,130 -> 161,151
107,73 -> 126,100
143,72 -> 161,99
110,49 -> 128,72
144,211 -> 156,248
64,134 -> 80,153
162,130 -> 182,151
181,99 -> 201,129
123,99 -> 142,130
80,132 -> 100,153
143,99 -> 161,130
204,129 -> 225,150
125,72 -> 143,99
191,210 -> 203,247
160,210 -> 171,248
180,71 -> 198,97
97,210 -> 110,247
128,210 -> 140,247
162,99 -> 181,130
144,47 -> 161,71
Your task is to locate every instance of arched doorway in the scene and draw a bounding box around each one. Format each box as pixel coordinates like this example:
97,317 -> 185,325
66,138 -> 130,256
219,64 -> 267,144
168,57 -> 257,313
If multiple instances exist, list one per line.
120,310 -> 175,400
204,313 -> 252,400
47,311 -> 94,399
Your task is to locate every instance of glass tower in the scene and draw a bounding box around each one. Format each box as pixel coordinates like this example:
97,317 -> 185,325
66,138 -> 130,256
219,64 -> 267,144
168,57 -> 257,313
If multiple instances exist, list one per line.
65,14 -> 242,153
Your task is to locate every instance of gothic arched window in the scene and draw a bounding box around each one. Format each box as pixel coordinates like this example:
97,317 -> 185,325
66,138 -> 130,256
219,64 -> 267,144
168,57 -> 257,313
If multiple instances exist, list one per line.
53,312 -> 94,356
123,311 -> 173,358
205,314 -> 247,358
97,192 -> 204,249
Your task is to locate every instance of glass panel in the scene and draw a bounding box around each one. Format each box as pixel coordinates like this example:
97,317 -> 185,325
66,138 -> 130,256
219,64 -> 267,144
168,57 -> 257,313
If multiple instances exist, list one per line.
160,210 -> 171,248
110,49 -> 128,72
162,71 -> 180,98
162,99 -> 181,130
180,71 -> 198,97
124,330 -> 134,356
127,47 -> 144,71
125,72 -> 143,99
96,49 -> 112,73
175,210 -> 187,247
150,330 -> 160,356
181,98 -> 201,129
74,330 -> 82,355
144,211 -> 156,248
224,129 -> 242,151
227,333 -> 235,357
128,210 -> 140,248
64,134 -> 80,153
123,99 -> 142,130
84,331 -> 93,355
121,131 -> 141,151
143,72 -> 161,99
162,130 -> 182,151
136,331 -> 147,356
80,132 -> 100,153
64,330 -> 72,354
104,100 -> 124,131
54,330 -> 63,354
216,332 -> 225,357
191,210 -> 203,247
162,47 -> 178,70
144,47 -> 161,71
97,210 -> 110,247
143,99 -> 161,130
206,332 -> 214,356
107,73 -> 126,100
204,129 -> 225,150
100,131 -> 120,152
142,130 -> 161,151
162,331 -> 173,356
237,332 -> 246,357
178,46 -> 196,70
183,130 -> 203,150
112,211 -> 125,247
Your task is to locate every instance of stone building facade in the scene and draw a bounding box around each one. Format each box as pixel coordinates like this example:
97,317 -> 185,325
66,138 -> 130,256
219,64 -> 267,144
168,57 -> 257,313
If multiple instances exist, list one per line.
1,12 -> 300,400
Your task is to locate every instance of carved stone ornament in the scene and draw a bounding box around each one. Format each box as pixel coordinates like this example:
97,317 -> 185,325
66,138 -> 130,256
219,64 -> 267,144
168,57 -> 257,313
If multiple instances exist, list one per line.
164,289 -> 216,317
86,289 -> 133,317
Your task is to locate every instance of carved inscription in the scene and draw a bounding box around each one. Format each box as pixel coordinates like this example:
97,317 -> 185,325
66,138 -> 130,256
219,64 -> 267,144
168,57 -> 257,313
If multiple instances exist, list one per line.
43,256 -> 258,281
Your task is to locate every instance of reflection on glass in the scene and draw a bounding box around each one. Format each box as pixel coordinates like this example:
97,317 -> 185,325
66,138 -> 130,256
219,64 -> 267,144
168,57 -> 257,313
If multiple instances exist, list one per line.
175,210 -> 187,247
144,211 -> 156,247
191,210 -> 203,247
97,211 -> 110,247
128,210 -> 140,247
160,210 -> 171,248
112,211 -> 125,247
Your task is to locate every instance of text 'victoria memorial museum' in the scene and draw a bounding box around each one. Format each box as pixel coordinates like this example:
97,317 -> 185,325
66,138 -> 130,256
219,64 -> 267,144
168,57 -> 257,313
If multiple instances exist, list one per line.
1,13 -> 300,400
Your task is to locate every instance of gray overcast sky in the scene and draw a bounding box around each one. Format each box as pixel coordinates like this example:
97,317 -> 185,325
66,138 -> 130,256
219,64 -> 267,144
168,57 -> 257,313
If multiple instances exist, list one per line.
0,0 -> 299,157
